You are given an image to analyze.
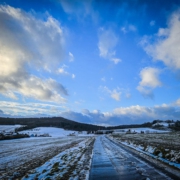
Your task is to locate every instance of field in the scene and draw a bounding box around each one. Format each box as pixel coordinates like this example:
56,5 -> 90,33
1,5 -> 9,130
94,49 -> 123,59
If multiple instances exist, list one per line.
1,126 -> 180,179
0,126 -> 95,180
110,131 -> 180,169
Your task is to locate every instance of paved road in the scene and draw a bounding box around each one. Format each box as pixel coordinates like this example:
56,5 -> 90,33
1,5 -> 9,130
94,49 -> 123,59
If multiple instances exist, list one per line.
89,136 -> 173,180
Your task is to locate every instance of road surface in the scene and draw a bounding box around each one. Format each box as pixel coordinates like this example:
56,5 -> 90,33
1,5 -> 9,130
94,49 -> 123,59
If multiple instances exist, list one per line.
89,135 -> 174,180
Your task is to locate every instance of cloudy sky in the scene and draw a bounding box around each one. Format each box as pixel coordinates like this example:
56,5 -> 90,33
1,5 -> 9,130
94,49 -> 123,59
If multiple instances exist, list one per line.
0,0 -> 180,125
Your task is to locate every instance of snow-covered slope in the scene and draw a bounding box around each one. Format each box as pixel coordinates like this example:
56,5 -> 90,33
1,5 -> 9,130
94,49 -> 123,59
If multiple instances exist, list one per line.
19,127 -> 78,137
0,125 -> 23,133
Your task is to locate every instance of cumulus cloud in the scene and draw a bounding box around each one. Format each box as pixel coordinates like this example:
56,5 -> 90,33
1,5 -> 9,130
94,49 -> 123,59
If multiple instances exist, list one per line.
0,5 -> 68,103
59,102 -> 180,125
137,67 -> 162,98
142,10 -> 180,70
1,100 -> 180,125
98,28 -> 121,64
138,67 -> 162,88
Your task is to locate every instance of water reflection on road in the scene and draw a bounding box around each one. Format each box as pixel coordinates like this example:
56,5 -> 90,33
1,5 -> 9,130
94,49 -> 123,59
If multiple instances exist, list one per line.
89,135 -> 172,180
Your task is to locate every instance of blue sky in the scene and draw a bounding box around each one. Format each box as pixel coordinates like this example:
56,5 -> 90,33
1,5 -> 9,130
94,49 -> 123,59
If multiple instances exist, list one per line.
0,0 -> 180,125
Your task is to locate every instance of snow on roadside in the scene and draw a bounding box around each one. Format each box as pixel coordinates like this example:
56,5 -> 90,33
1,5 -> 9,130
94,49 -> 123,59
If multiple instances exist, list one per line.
22,137 -> 95,180
120,141 -> 180,169
110,135 -> 180,170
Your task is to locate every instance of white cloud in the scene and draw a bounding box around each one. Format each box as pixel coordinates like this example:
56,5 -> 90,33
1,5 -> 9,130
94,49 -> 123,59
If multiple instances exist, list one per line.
113,105 -> 152,116
121,24 -> 137,34
100,86 -> 121,101
111,58 -> 122,64
72,74 -> 75,79
0,5 -> 68,103
1,100 -> 180,125
137,67 -> 162,98
59,102 -> 180,125
142,10 -> 180,69
58,67 -> 69,75
138,67 -> 162,88
111,90 -> 121,101
57,65 -> 75,79
98,28 -> 121,64
0,101 -> 66,117
69,52 -> 74,62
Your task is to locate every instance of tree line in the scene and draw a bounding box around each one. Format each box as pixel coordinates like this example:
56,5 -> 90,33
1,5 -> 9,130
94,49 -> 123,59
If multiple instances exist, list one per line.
0,117 -> 179,131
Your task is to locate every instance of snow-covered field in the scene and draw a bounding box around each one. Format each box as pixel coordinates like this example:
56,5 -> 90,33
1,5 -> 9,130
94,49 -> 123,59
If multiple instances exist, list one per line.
111,132 -> 180,170
0,125 -> 23,133
0,134 -> 93,179
19,127 -> 91,137
113,127 -> 170,134
19,127 -> 79,137
22,137 -> 95,180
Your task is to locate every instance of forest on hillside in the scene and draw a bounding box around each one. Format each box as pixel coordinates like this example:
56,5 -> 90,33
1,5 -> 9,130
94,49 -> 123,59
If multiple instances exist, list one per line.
0,117 -> 180,131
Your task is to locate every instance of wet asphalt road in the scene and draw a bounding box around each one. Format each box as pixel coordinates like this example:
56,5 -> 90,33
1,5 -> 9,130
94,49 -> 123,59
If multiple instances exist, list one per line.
89,136 -> 173,180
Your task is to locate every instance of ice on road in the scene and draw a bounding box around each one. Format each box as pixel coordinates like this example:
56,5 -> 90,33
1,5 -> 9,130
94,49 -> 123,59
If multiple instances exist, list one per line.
89,136 -> 119,180
89,136 -> 172,180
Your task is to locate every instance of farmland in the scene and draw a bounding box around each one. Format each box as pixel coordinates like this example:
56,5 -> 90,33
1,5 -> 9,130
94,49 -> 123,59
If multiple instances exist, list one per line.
0,125 -> 180,179
0,134 -> 94,179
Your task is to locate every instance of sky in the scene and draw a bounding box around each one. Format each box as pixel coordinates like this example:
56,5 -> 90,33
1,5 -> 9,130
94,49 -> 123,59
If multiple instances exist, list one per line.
0,0 -> 180,126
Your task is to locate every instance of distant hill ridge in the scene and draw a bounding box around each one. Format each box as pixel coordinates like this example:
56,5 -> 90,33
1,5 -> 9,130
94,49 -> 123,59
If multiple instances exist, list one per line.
0,117 -> 179,131
0,117 -> 105,131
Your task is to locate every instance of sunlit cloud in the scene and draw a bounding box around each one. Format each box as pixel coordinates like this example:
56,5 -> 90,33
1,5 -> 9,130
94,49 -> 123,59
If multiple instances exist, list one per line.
0,5 -> 68,103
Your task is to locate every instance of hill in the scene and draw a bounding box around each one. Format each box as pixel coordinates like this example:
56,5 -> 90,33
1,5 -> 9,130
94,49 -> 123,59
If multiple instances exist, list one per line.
0,117 -> 179,132
0,117 -> 105,132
